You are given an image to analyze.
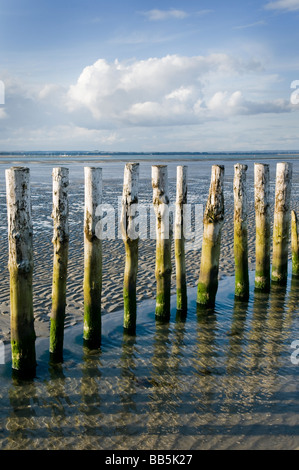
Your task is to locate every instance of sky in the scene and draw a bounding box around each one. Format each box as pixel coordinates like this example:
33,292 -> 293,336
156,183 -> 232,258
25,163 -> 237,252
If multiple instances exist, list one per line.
0,0 -> 299,152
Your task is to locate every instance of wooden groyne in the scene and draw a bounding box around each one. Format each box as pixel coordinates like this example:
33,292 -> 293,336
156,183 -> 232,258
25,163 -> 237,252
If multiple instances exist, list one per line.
175,165 -> 188,315
254,163 -> 271,292
196,165 -> 224,308
271,162 -> 292,284
5,167 -> 36,377
152,165 -> 172,321
50,167 -> 69,363
4,161 -> 296,377
121,162 -> 140,334
234,163 -> 249,301
83,167 -> 103,349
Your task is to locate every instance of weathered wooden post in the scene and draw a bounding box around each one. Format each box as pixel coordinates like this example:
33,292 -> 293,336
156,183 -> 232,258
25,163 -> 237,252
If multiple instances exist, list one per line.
49,167 -> 69,363
271,162 -> 292,284
291,210 -> 299,276
152,165 -> 172,321
175,165 -> 188,315
197,165 -> 224,308
121,162 -> 140,334
5,167 -> 36,377
83,167 -> 102,349
254,163 -> 271,292
234,163 -> 249,300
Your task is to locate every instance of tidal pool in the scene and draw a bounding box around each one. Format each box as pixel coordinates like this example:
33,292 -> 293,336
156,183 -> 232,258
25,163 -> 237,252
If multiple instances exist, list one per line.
1,269 -> 299,450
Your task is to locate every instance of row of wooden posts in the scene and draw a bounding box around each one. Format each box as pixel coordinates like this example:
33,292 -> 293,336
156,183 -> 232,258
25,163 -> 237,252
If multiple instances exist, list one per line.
4,161 -> 298,377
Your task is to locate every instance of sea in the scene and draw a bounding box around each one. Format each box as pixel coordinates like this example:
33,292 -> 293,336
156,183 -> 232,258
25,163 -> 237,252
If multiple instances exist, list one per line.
0,152 -> 298,451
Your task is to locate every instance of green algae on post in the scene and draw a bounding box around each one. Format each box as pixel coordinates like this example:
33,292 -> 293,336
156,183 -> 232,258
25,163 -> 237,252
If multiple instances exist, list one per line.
254,163 -> 271,292
83,167 -> 102,349
197,165 -> 224,309
271,162 -> 292,284
49,167 -> 69,363
121,163 -> 139,334
234,163 -> 249,301
152,165 -> 172,321
5,167 -> 36,377
175,165 -> 188,315
291,210 -> 299,276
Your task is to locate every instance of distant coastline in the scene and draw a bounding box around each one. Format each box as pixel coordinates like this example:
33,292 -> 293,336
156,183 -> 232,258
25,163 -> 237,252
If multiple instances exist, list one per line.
0,150 -> 299,157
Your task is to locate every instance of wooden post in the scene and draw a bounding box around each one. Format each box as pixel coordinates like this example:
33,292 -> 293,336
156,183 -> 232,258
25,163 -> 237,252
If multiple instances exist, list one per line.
234,163 -> 249,300
271,162 -> 292,284
254,163 -> 271,292
152,165 -> 172,321
5,167 -> 36,377
83,167 -> 102,349
197,165 -> 224,308
291,210 -> 299,276
175,165 -> 188,315
121,162 -> 140,334
49,167 -> 69,363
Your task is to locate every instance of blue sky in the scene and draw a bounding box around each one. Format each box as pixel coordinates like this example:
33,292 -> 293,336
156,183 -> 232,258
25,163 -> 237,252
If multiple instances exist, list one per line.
0,0 -> 299,151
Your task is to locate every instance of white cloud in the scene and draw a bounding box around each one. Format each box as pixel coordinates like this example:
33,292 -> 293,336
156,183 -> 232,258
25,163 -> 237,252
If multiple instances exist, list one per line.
165,86 -> 193,102
142,9 -> 188,21
205,90 -> 292,116
0,52 -> 297,151
196,9 -> 214,17
265,0 -> 299,11
0,108 -> 7,119
38,83 -> 65,100
234,20 -> 266,30
66,54 -> 292,127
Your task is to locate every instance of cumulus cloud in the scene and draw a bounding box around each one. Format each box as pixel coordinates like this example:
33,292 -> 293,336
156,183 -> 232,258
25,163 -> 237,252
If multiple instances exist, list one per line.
205,90 -> 292,116
265,0 -> 299,11
0,52 -> 296,150
66,54 -> 292,127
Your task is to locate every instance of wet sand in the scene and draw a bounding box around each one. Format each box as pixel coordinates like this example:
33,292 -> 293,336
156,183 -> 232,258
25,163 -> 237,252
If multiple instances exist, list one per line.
0,157 -> 299,451
0,157 -> 297,342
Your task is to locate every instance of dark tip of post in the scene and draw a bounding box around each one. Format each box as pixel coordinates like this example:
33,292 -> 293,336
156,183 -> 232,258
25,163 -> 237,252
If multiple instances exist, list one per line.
196,303 -> 215,317
123,327 -> 137,339
234,292 -> 250,302
12,365 -> 36,382
83,337 -> 101,352
155,315 -> 170,325
175,309 -> 187,323
49,351 -> 64,365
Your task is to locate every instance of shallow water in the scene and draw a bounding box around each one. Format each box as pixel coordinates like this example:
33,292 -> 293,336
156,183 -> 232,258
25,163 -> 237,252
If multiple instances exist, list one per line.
0,155 -> 299,450
1,269 -> 299,450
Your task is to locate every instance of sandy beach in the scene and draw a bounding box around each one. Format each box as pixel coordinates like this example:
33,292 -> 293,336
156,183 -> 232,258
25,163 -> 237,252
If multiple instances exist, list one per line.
0,156 -> 297,342
0,155 -> 299,451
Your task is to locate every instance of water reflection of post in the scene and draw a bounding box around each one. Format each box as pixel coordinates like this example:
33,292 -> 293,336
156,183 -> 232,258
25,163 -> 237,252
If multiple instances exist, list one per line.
46,363 -> 68,441
147,320 -> 174,437
118,332 -> 137,415
7,380 -> 38,449
194,306 -> 217,405
170,315 -> 187,395
247,290 -> 270,374
264,283 -> 287,377
226,298 -> 248,377
80,350 -> 102,417
232,290 -> 270,404
284,274 -> 299,332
